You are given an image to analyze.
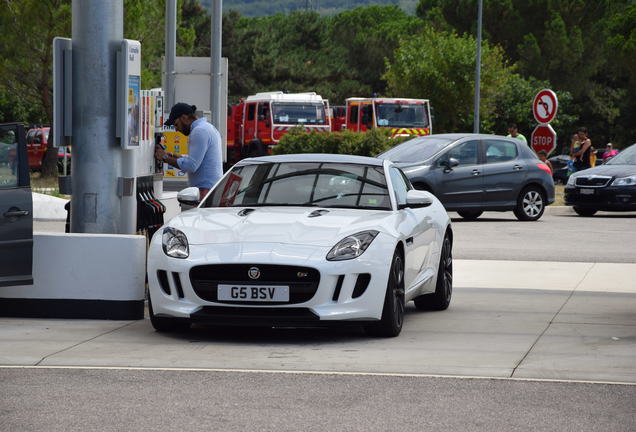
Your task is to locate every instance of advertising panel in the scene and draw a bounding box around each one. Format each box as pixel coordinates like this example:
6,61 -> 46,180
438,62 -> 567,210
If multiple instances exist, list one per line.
162,131 -> 188,181
118,39 -> 141,149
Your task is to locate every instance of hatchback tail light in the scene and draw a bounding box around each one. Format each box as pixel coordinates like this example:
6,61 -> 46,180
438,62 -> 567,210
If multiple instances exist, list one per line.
536,162 -> 552,175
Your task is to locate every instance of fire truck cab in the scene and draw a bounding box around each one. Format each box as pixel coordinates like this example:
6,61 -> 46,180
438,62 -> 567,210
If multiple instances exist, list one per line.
340,97 -> 432,137
227,91 -> 330,164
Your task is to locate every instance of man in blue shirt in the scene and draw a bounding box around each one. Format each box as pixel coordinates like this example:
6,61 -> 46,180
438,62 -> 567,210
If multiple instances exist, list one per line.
155,103 -> 223,199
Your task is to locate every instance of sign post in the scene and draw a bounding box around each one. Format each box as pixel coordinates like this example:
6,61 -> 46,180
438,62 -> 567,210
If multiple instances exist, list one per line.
531,89 -> 558,155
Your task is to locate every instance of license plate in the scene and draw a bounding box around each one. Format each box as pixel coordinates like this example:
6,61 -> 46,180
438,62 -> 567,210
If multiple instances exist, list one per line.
580,188 -> 594,195
217,284 -> 290,302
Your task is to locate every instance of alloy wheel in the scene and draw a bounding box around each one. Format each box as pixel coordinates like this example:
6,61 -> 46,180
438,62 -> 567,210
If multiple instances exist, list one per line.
392,254 -> 405,328
441,237 -> 453,302
522,190 -> 544,218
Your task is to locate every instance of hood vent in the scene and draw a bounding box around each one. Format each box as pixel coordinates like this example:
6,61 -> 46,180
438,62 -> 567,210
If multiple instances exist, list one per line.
308,209 -> 330,218
237,208 -> 255,217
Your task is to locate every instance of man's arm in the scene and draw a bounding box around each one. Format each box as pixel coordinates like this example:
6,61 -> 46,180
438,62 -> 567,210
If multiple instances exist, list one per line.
573,139 -> 591,157
175,128 -> 206,173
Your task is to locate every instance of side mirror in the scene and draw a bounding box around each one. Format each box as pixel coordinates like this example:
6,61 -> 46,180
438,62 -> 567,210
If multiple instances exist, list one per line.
440,157 -> 459,172
400,189 -> 433,209
177,187 -> 200,207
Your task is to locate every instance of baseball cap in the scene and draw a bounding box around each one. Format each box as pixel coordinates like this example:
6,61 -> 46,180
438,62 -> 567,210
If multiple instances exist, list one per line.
165,103 -> 196,126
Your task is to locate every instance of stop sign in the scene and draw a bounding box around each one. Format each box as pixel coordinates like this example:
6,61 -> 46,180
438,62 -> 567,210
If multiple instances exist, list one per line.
531,124 -> 557,155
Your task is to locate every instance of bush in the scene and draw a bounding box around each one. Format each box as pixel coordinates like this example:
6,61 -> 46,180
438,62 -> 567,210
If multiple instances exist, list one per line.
272,127 -> 408,157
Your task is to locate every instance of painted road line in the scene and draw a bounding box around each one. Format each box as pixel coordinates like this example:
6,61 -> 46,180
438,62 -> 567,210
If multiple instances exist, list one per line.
1,364 -> 635,386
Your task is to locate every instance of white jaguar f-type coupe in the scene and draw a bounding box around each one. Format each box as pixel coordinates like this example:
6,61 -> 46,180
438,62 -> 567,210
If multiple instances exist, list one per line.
147,154 -> 452,337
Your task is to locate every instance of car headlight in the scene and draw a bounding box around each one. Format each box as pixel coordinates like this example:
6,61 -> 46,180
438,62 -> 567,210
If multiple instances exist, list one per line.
612,175 -> 636,186
162,227 -> 189,259
326,230 -> 379,261
567,175 -> 577,186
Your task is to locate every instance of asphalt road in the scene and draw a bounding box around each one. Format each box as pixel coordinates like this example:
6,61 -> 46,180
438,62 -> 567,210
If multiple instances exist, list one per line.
450,208 -> 636,263
23,206 -> 636,430
2,367 -> 635,432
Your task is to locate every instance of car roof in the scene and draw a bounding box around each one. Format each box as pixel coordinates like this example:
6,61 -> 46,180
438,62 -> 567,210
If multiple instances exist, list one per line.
240,153 -> 385,167
414,133 -> 515,140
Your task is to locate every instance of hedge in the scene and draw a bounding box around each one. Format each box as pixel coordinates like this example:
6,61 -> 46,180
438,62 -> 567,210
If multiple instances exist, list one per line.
272,127 -> 413,157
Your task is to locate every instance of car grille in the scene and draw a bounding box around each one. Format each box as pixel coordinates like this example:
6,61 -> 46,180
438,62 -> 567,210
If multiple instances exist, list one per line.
189,264 -> 320,305
575,176 -> 611,187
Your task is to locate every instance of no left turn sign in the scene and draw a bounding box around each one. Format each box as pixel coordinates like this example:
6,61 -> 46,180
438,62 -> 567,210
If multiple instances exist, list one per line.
533,89 -> 558,124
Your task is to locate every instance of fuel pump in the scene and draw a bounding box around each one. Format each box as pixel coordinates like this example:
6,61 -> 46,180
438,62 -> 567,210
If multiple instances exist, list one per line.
134,89 -> 166,239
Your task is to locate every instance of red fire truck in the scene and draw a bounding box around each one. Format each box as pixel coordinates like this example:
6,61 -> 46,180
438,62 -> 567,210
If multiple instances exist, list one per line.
226,91 -> 331,164
333,97 -> 432,137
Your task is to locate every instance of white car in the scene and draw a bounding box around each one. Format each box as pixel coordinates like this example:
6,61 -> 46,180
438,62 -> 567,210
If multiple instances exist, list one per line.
147,154 -> 453,337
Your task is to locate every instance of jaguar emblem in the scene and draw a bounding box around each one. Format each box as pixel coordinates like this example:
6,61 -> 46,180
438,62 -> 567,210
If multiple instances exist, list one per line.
248,266 -> 261,280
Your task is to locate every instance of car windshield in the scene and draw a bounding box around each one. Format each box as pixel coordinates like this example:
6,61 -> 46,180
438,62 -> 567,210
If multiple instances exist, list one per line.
606,144 -> 636,165
375,103 -> 429,128
203,162 -> 392,210
272,102 -> 327,125
379,136 -> 455,162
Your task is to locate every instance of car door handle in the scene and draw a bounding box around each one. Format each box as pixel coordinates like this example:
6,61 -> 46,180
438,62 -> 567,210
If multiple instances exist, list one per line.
472,169 -> 480,176
513,165 -> 523,171
4,210 -> 30,218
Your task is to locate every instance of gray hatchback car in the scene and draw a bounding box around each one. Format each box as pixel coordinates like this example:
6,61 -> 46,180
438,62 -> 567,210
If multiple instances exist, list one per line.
378,133 -> 555,221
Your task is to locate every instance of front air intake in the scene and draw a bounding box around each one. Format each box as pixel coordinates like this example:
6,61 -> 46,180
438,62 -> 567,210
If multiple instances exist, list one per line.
352,274 -> 371,298
157,270 -> 171,295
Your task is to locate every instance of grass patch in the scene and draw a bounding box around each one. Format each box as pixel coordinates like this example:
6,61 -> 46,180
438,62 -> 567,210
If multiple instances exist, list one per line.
553,184 -> 565,206
30,172 -> 69,199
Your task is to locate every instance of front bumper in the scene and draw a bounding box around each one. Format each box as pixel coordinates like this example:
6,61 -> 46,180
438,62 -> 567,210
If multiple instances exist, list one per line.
147,235 -> 396,325
565,185 -> 636,211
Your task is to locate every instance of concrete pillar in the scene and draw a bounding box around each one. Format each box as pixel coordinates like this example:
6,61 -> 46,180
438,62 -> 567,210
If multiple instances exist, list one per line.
71,0 -> 123,233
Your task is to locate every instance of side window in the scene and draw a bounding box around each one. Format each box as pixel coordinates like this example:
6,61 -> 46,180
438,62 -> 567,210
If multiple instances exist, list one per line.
34,130 -> 42,144
348,105 -> 358,123
361,104 -> 373,128
399,170 -> 413,191
26,130 -> 35,144
446,140 -> 479,166
247,103 -> 256,121
484,139 -> 518,163
389,167 -> 409,207
0,126 -> 19,187
258,103 -> 270,121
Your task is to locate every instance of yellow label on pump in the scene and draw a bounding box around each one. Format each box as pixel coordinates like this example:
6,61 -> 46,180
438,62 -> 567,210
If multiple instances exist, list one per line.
162,131 -> 189,180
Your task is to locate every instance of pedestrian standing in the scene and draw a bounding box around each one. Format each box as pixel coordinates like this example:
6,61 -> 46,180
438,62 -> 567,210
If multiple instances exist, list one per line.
572,127 -> 592,171
155,103 -> 223,200
506,123 -> 528,145
602,143 -> 619,162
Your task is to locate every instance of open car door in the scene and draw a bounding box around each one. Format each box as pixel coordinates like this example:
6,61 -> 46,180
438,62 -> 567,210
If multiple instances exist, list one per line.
0,122 -> 33,287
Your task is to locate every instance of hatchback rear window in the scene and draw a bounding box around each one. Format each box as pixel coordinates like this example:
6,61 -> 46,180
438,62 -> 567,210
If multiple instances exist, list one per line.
380,136 -> 455,162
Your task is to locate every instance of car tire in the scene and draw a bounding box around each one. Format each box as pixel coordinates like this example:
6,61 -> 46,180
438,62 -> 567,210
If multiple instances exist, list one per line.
457,210 -> 483,220
364,250 -> 405,338
514,186 -> 546,221
414,233 -> 452,311
148,295 -> 191,333
573,206 -> 597,217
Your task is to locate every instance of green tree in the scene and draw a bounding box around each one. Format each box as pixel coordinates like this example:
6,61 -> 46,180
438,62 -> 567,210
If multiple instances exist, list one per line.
328,5 -> 422,99
124,0 -> 165,89
0,0 -> 71,177
415,0 -> 634,146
